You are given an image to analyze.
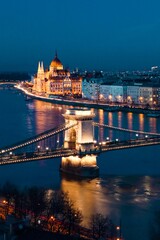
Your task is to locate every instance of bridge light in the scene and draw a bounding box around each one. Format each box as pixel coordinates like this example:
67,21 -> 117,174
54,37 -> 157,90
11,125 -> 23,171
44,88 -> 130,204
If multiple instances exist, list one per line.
136,134 -> 139,137
37,145 -> 40,152
115,138 -> 119,142
106,137 -> 110,141
1,150 -> 5,153
9,152 -> 12,155
145,135 -> 148,138
116,226 -> 120,230
46,147 -> 49,151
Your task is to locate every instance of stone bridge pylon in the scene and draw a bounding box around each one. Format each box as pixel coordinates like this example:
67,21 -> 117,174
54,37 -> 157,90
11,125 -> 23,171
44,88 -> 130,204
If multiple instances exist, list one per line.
60,108 -> 99,177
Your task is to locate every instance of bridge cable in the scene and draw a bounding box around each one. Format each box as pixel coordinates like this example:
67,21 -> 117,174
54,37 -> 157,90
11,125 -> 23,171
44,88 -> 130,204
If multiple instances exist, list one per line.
0,123 -> 77,154
93,122 -> 160,136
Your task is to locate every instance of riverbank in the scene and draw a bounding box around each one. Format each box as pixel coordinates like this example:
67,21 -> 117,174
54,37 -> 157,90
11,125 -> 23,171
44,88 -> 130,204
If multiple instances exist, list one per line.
15,84 -> 160,115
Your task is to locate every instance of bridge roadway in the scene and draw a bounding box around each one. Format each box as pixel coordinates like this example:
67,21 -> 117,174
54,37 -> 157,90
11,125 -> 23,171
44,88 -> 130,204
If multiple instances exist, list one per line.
0,136 -> 160,165
0,148 -> 76,166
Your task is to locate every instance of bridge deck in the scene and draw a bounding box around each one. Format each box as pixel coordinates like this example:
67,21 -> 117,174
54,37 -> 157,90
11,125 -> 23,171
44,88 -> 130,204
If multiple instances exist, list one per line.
0,137 -> 160,166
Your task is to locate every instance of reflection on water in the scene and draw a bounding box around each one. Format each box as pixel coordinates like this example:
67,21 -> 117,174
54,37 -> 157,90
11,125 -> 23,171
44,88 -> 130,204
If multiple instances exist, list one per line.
127,112 -> 133,130
139,113 -> 144,131
33,100 -> 65,134
118,111 -> 122,128
61,175 -> 160,240
98,109 -> 104,142
149,117 -> 157,133
108,112 -> 113,140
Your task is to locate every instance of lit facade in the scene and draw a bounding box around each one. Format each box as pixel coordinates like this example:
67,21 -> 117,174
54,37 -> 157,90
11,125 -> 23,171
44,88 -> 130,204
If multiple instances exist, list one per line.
100,84 -> 124,102
82,77 -> 160,105
32,53 -> 82,97
82,78 -> 104,100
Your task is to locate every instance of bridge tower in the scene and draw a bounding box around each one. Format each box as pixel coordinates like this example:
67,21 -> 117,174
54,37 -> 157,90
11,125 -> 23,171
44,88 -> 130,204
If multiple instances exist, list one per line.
60,108 -> 99,177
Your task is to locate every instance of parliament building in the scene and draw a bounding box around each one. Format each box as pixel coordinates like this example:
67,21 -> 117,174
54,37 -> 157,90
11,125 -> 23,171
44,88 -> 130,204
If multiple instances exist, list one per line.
32,53 -> 82,97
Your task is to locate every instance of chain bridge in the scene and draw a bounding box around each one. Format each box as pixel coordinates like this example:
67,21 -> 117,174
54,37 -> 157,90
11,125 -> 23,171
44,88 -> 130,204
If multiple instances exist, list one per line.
0,108 -> 160,177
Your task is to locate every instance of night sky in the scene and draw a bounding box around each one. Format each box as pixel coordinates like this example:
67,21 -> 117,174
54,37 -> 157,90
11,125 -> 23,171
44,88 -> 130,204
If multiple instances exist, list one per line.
0,0 -> 160,72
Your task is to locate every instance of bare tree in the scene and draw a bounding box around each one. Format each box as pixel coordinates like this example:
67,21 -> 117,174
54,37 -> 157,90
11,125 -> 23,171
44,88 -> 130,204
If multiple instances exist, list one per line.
46,190 -> 83,235
90,213 -> 116,239
26,186 -> 46,226
63,194 -> 83,235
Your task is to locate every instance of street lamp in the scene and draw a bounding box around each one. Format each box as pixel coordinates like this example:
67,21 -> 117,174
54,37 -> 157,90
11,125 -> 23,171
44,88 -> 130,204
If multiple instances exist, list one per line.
49,216 -> 55,232
37,145 -> 40,152
57,139 -> 59,148
116,225 -> 121,240
93,140 -> 97,144
46,147 -> 49,153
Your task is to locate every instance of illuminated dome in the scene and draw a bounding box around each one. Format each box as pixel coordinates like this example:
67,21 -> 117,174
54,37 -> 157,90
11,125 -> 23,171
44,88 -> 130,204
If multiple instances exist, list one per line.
50,53 -> 63,70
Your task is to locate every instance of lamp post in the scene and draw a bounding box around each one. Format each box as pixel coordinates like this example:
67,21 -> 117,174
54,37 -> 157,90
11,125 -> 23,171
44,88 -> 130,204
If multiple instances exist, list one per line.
145,135 -> 148,140
49,216 -> 55,232
37,145 -> 40,152
46,147 -> 49,154
116,220 -> 122,240
57,139 -> 59,148
93,140 -> 97,144
9,152 -> 12,158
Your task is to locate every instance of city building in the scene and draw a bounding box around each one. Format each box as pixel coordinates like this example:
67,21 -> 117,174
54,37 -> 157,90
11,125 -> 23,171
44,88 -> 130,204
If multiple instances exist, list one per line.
82,76 -> 160,106
82,73 -> 105,100
100,84 -> 124,103
32,53 -> 82,97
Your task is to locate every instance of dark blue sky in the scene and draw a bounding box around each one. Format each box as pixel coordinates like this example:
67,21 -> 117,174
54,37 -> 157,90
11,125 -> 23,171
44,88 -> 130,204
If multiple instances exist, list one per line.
0,0 -> 160,72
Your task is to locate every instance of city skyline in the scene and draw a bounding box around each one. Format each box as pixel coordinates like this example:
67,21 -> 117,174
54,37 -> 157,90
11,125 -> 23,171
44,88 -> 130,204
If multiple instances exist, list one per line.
0,0 -> 160,72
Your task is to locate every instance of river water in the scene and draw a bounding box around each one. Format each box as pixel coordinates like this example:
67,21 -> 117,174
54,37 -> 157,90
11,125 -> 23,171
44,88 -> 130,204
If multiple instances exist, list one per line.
0,88 -> 160,240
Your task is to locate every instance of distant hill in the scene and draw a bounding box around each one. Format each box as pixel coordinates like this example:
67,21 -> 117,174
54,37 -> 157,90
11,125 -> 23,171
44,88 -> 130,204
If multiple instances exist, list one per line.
0,72 -> 30,81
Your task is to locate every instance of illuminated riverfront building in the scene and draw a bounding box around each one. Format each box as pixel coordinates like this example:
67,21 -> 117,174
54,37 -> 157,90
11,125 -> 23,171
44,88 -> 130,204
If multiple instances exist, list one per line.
32,52 -> 82,97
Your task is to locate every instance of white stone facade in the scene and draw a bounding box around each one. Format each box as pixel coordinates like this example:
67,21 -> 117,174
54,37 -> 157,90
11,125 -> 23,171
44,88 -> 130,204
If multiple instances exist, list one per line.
100,85 -> 124,102
82,78 -> 104,100
82,78 -> 159,105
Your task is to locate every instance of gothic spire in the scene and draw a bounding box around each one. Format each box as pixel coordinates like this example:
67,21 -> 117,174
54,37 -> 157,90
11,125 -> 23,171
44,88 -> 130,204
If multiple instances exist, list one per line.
38,61 -> 41,73
41,61 -> 44,72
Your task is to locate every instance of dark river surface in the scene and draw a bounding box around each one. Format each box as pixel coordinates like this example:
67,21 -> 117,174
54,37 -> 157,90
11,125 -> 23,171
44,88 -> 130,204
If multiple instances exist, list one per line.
0,88 -> 160,240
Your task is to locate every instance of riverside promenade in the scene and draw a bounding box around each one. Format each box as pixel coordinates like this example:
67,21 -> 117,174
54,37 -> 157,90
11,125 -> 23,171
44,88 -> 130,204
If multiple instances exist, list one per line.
16,84 -> 160,115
